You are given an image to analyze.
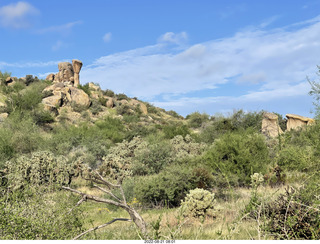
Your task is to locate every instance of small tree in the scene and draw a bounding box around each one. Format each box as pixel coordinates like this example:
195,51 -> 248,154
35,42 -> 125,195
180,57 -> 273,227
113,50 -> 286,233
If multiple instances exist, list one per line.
308,65 -> 320,119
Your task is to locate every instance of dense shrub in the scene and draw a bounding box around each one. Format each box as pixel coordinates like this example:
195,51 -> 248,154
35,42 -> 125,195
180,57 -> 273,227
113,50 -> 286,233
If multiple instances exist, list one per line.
132,141 -> 173,175
186,112 -> 210,128
0,189 -> 83,240
162,122 -> 191,139
203,130 -> 270,187
264,187 -> 320,240
77,83 -> 91,96
103,89 -> 115,97
180,188 -> 215,219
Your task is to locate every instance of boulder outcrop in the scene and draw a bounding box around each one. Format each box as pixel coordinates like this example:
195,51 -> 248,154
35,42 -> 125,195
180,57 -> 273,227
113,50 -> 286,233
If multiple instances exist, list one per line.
42,83 -> 90,114
286,114 -> 315,131
261,112 -> 283,137
50,59 -> 83,86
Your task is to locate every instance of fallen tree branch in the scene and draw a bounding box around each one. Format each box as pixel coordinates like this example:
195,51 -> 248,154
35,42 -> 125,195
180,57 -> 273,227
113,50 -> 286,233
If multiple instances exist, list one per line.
73,218 -> 131,240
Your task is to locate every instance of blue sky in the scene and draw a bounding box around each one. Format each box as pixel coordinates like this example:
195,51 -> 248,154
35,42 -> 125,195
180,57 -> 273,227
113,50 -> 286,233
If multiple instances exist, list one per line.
1,1 -> 320,117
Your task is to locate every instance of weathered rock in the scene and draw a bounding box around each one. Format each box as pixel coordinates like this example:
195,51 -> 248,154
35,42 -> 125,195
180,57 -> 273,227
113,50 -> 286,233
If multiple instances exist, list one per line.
46,73 -> 55,81
5,77 -> 13,85
261,112 -> 283,137
129,99 -> 148,115
72,59 -> 83,87
54,62 -> 74,83
42,95 -> 62,108
88,82 -> 100,91
69,87 -> 91,108
106,97 -> 114,108
286,114 -> 315,131
120,99 -> 129,105
0,113 -> 8,122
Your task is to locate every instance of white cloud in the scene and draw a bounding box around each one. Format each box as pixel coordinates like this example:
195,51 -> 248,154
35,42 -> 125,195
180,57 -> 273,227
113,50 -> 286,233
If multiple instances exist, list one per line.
158,31 -> 188,45
0,1 -> 39,29
36,20 -> 82,35
0,59 -> 67,68
103,32 -> 112,43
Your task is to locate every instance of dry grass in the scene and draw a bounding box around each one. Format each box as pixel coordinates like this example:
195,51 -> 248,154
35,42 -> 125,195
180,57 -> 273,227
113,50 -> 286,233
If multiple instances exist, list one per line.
71,184 -> 289,240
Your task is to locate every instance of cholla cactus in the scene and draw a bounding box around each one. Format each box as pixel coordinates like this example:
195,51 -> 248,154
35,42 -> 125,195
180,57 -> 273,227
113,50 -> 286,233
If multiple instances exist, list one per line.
5,151 -> 71,190
170,135 -> 207,160
180,188 -> 215,218
250,172 -> 264,188
99,136 -> 146,182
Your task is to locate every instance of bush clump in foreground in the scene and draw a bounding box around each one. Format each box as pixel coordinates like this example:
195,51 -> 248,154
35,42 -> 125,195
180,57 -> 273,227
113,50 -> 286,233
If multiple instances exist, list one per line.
180,188 -> 215,219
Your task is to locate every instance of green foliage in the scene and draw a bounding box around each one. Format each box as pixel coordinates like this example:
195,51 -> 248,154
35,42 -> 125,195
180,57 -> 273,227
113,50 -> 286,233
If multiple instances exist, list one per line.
204,130 -> 270,187
103,89 -> 115,97
277,145 -> 313,172
117,93 -> 129,100
264,186 -> 320,240
199,110 -> 263,143
134,164 -> 195,207
90,100 -> 103,115
116,104 -> 134,115
132,141 -> 173,175
308,65 -> 320,119
180,188 -> 215,219
71,101 -> 88,113
5,151 -> 71,190
161,122 -> 191,139
0,190 -> 83,240
77,83 -> 91,96
186,112 -> 210,128
0,71 -> 11,85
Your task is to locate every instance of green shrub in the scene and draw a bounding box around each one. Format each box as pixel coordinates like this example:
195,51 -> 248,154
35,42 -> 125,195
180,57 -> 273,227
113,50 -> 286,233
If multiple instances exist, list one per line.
186,112 -> 210,128
117,93 -> 129,100
135,164 -> 204,207
180,188 -> 215,219
103,89 -> 115,97
90,100 -> 103,115
203,130 -> 270,187
264,186 -> 320,240
0,189 -> 83,240
77,83 -> 91,96
71,102 -> 88,113
162,123 -> 191,139
116,104 -> 134,115
132,141 -> 173,175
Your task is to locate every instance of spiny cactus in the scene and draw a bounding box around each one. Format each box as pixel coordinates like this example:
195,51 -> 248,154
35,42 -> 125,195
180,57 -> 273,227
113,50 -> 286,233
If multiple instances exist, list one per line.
180,188 -> 215,219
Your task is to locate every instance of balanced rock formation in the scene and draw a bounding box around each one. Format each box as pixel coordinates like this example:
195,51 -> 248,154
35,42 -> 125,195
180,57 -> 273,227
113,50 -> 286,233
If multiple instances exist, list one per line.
54,62 -> 74,84
286,114 -> 315,131
72,59 -> 83,87
261,112 -> 283,137
47,59 -> 83,86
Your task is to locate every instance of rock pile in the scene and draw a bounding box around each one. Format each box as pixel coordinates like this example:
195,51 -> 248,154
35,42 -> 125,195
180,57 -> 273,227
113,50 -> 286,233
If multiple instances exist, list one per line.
46,59 -> 83,87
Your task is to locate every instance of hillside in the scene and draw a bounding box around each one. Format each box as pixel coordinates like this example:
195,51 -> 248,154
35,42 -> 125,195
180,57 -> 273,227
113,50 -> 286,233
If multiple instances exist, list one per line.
0,66 -> 320,240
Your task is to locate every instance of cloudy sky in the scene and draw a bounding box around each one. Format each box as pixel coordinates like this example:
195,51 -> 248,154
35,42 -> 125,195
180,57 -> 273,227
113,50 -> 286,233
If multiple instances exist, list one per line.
0,0 -> 320,117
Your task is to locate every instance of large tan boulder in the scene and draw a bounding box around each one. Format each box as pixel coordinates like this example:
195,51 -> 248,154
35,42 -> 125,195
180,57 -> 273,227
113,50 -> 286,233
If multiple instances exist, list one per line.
46,73 -> 55,81
261,112 -> 283,137
129,99 -> 148,115
286,114 -> 315,131
69,87 -> 91,108
54,62 -> 74,83
72,59 -> 83,87
105,97 -> 114,108
42,95 -> 62,108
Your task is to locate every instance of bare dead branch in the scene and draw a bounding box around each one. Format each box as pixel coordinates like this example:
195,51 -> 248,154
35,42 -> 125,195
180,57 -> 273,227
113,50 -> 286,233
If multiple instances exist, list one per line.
119,185 -> 127,205
73,218 -> 131,240
93,169 -> 121,188
67,195 -> 87,214
93,184 -> 121,202
62,186 -> 126,208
